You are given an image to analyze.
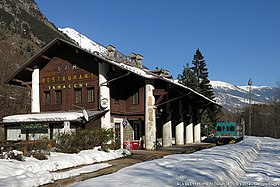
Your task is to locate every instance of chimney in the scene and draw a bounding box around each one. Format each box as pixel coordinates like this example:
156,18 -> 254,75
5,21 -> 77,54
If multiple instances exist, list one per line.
107,45 -> 116,61
129,52 -> 137,65
136,54 -> 143,68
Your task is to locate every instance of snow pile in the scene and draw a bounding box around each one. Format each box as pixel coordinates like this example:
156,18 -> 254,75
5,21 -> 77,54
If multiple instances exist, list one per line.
0,148 -> 130,187
74,137 -> 280,187
240,138 -> 280,184
52,163 -> 111,181
1,137 -> 280,186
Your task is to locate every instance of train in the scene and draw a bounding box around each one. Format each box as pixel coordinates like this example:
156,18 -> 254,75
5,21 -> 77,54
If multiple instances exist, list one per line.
215,121 -> 244,145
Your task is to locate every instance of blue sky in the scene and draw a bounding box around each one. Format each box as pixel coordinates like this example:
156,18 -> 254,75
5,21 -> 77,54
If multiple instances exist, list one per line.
36,0 -> 280,87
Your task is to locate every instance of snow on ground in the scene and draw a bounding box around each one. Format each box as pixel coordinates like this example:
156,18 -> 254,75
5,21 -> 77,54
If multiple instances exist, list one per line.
1,137 -> 280,187
73,136 -> 280,187
0,147 -> 130,187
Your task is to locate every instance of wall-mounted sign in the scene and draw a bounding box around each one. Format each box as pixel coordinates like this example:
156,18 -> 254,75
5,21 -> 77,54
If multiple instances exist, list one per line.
21,123 -> 49,130
41,73 -> 95,84
100,98 -> 109,108
47,83 -> 88,90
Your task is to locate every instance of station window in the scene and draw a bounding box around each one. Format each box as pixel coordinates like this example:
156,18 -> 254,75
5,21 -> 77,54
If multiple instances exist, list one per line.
226,126 -> 230,131
87,87 -> 95,103
55,90 -> 62,104
44,91 -> 51,105
115,91 -> 120,104
133,123 -> 140,140
132,91 -> 139,104
75,88 -> 82,103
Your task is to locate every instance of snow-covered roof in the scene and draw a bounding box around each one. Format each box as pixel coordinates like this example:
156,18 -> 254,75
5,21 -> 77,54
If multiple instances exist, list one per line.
2,110 -> 106,123
59,28 -> 108,58
3,112 -> 84,123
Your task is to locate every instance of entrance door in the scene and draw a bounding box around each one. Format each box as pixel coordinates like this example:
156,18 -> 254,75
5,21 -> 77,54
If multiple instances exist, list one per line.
114,123 -> 121,148
133,121 -> 141,140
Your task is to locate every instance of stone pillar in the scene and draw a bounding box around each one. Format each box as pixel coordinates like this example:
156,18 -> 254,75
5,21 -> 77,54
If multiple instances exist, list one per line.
99,62 -> 111,129
31,67 -> 40,113
120,121 -> 124,149
162,113 -> 172,147
145,80 -> 156,150
186,122 -> 194,144
175,101 -> 184,145
194,123 -> 201,142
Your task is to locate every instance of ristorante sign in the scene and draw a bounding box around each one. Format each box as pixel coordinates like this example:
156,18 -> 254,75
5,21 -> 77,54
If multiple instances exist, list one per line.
41,73 -> 95,90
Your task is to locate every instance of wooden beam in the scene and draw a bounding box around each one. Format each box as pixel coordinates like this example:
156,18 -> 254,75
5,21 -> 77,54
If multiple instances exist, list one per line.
21,82 -> 31,88
153,89 -> 168,105
41,55 -> 52,61
155,95 -> 165,105
21,81 -> 32,86
25,67 -> 33,72
12,78 -> 24,83
12,79 -> 31,88
153,89 -> 168,96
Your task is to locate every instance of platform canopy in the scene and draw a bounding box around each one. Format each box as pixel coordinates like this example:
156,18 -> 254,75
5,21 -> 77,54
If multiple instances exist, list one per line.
2,110 -> 107,123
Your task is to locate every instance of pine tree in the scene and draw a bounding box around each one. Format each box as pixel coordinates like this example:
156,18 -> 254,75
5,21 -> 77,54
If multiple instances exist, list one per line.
191,49 -> 214,99
178,49 -> 220,135
177,63 -> 198,90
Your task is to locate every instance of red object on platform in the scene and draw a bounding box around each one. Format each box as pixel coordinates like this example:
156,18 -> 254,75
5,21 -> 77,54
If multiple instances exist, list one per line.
131,141 -> 140,150
124,141 -> 141,150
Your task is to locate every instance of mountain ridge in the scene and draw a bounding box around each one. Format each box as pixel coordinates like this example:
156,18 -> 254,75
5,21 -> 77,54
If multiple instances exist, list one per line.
210,80 -> 279,111
0,0 -> 69,118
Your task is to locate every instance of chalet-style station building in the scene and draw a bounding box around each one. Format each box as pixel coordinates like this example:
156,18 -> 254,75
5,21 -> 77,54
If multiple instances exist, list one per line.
2,38 -> 217,150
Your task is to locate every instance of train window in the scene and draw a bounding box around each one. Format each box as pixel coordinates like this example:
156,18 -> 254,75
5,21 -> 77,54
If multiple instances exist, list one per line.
217,126 -> 222,131
230,126 -> 235,131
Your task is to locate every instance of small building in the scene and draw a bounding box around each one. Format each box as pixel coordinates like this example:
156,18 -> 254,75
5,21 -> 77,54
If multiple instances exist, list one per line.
2,38 -> 218,150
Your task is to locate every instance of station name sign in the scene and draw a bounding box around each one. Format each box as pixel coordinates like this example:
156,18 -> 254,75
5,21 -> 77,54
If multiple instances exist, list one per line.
21,123 -> 49,130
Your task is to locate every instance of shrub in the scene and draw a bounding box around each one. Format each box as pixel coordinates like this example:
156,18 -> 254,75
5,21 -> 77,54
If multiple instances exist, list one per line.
55,128 -> 114,153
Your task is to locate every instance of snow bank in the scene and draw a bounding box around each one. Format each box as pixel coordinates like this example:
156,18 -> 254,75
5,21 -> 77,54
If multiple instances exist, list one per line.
74,137 -> 263,187
0,148 -> 130,187
2,137 -> 279,187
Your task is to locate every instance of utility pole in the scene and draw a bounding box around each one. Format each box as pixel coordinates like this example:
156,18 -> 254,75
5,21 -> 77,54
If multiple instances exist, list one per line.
248,79 -> 252,135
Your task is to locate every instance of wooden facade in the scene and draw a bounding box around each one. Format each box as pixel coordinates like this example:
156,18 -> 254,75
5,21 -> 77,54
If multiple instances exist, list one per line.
3,38 -> 218,149
40,57 -> 99,112
110,74 -> 145,119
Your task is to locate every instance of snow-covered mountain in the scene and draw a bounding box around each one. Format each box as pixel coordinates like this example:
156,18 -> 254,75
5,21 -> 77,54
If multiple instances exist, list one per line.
211,80 -> 279,111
